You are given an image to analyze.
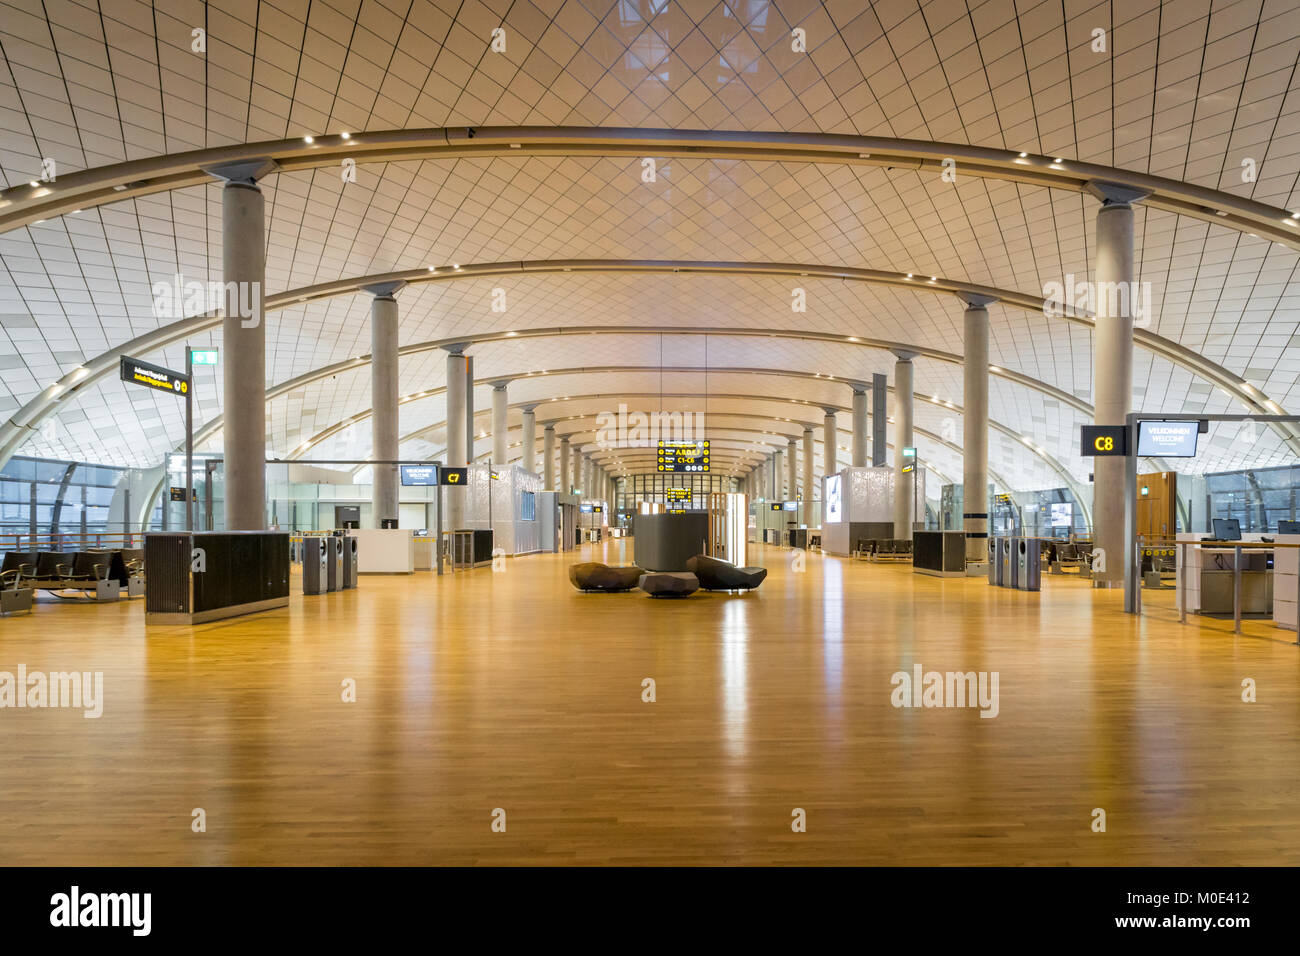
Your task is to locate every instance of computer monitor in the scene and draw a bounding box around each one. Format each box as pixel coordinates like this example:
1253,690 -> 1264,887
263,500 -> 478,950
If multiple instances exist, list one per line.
1277,520 -> 1300,534
1212,517 -> 1241,540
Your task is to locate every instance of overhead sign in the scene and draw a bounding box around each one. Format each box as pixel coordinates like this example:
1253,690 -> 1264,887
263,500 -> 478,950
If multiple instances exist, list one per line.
1136,420 -> 1199,458
439,467 -> 469,485
592,505 -> 603,513
769,502 -> 784,511
657,439 -> 710,473
169,486 -> 196,502
120,355 -> 188,395
579,504 -> 594,513
1080,424 -> 1128,457
665,488 -> 691,501
902,446 -> 916,458
400,465 -> 438,486
190,349 -> 219,365
902,463 -> 915,474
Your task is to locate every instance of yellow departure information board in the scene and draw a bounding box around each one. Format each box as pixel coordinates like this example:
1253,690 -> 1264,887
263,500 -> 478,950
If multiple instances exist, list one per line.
657,440 -> 710,473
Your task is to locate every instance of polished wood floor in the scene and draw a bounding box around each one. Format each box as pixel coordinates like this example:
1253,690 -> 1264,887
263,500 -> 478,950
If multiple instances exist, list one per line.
1,540 -> 1297,865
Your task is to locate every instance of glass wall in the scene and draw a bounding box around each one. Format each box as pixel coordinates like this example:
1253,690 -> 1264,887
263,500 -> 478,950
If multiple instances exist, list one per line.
615,473 -> 737,510
0,455 -> 161,546
1204,464 -> 1300,534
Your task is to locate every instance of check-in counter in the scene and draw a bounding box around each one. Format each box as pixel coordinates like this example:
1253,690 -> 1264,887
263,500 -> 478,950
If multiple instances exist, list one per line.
413,535 -> 435,571
1275,534 -> 1300,632
351,528 -> 414,574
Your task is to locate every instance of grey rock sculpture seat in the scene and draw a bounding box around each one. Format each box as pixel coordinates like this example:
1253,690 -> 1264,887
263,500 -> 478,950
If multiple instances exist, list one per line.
685,554 -> 767,591
568,562 -> 645,592
637,571 -> 700,597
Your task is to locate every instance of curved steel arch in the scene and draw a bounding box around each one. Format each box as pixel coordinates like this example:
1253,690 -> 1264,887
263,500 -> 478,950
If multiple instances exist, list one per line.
380,390 -> 1085,513
10,259 -> 1291,468
285,363 -> 1088,455
3,126 -> 1297,248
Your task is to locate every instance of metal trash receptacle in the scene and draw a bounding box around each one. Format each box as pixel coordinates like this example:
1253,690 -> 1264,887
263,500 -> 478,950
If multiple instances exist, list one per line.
302,537 -> 328,595
325,535 -> 343,591
1018,537 -> 1041,591
1003,536 -> 1018,589
988,537 -> 1000,585
342,535 -> 359,589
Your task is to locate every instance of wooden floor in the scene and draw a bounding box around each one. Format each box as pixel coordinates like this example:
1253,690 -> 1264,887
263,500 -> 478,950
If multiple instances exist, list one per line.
1,540 -> 1298,866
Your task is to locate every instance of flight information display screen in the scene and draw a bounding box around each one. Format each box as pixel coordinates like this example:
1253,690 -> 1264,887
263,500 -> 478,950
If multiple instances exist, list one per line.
657,440 -> 710,472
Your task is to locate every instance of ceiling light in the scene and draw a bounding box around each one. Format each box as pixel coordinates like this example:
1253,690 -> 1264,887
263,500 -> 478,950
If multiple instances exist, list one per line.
113,184 -> 126,191
428,266 -> 437,273
453,263 -> 461,270
340,131 -> 351,140
509,143 -> 521,149
29,181 -> 38,187
905,273 -> 913,279
1214,210 -> 1228,217
303,136 -> 314,144
1054,158 -> 1063,163
1018,152 -> 1027,158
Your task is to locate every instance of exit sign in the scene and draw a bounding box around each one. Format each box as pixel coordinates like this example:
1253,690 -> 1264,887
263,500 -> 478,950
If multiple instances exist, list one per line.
190,349 -> 219,365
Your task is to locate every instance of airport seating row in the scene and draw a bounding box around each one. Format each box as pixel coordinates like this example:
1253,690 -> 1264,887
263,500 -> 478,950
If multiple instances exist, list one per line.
0,548 -> 145,614
855,539 -> 914,562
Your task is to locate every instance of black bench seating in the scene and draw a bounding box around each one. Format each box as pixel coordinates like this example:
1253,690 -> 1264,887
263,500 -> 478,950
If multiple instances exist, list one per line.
568,562 -> 645,592
0,551 -> 37,615
686,554 -> 767,591
637,571 -> 700,597
26,550 -> 125,601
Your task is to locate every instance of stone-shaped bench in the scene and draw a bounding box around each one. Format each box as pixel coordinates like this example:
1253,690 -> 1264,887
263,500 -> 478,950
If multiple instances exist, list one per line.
568,562 -> 645,592
637,571 -> 700,597
685,554 -> 767,591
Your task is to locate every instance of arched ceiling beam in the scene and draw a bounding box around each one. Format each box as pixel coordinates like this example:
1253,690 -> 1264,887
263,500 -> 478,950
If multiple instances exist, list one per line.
285,363 -> 1081,457
7,259 -> 1290,470
3,126 -> 1297,248
379,391 -> 1080,512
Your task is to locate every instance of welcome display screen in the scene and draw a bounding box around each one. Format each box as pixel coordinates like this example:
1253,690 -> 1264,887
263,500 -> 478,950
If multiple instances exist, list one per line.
825,475 -> 842,523
1137,420 -> 1199,457
400,466 -> 438,486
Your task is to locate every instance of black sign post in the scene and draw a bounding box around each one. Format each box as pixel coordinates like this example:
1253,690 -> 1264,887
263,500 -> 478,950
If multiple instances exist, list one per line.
120,354 -> 194,529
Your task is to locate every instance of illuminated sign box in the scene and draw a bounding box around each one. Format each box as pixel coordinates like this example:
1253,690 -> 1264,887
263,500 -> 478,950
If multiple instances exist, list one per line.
119,355 -> 188,396
656,439 -> 710,473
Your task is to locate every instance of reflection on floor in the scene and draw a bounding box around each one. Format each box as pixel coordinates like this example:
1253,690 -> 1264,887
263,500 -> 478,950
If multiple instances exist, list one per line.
1,539 -> 1297,865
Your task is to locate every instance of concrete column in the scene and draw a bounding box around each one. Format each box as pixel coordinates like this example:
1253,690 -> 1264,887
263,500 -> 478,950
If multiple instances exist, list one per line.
787,439 -> 798,501
772,449 -> 783,499
210,163 -> 273,530
872,373 -> 888,466
1087,181 -> 1148,587
571,443 -> 582,494
366,284 -> 404,528
491,382 -> 508,466
559,435 -> 570,493
852,388 -> 868,467
892,350 -> 917,539
444,346 -> 468,529
521,406 -> 536,474
542,423 -> 555,489
962,297 -> 994,568
822,410 -> 837,478
464,356 -> 475,463
802,427 -> 815,519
